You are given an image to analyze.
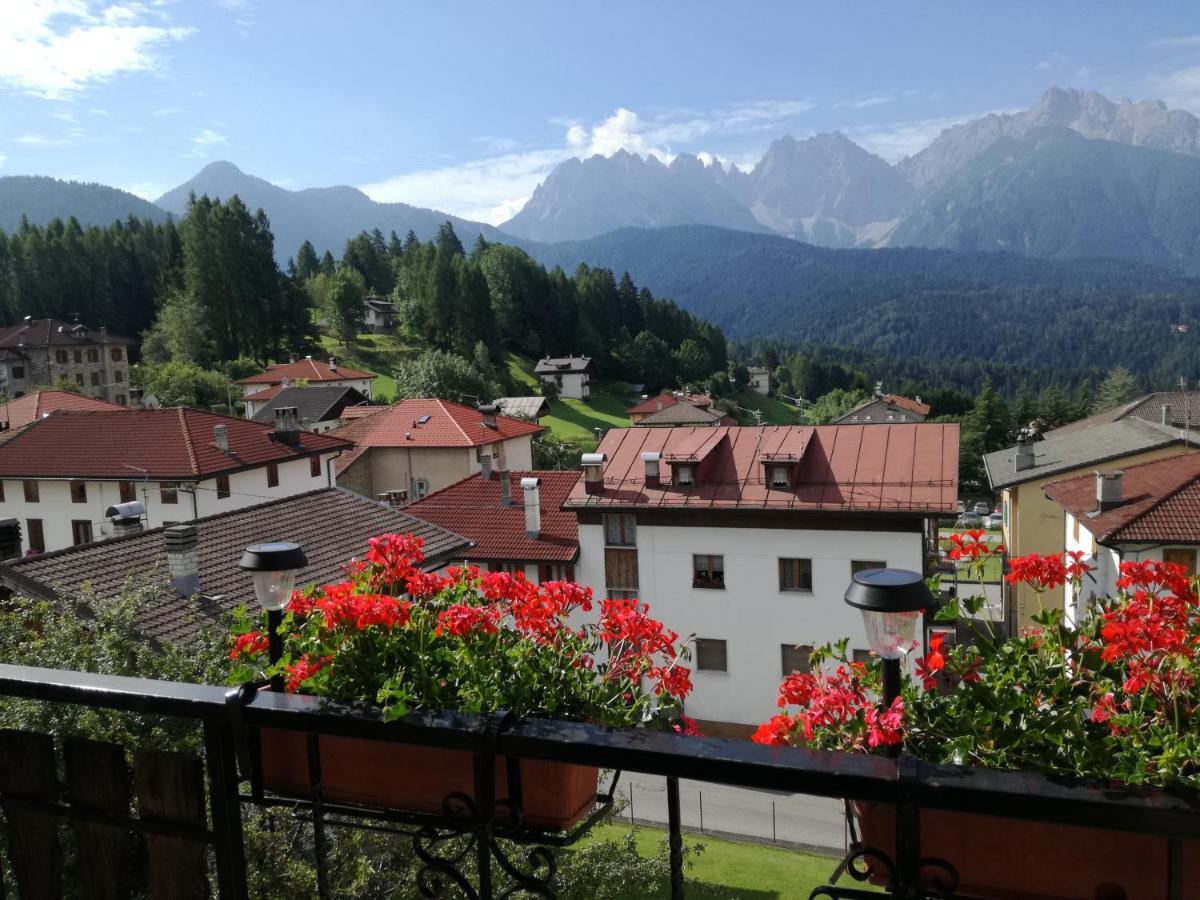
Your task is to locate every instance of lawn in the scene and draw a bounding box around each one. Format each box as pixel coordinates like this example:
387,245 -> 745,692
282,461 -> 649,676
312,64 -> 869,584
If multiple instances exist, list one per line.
576,823 -> 862,898
733,390 -> 802,426
507,353 -> 630,449
938,527 -> 1005,582
318,333 -> 425,401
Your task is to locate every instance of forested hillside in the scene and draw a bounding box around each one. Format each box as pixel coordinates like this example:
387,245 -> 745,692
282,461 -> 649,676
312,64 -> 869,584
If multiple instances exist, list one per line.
0,176 -> 166,233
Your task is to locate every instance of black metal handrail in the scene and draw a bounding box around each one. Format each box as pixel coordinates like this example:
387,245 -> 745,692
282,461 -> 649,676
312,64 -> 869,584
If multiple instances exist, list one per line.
0,662 -> 1197,898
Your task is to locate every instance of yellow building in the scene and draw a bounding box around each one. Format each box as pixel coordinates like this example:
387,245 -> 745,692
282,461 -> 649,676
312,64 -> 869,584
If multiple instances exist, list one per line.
984,419 -> 1197,628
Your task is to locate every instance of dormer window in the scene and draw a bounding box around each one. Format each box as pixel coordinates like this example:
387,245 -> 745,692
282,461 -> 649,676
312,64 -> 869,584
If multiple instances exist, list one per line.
674,463 -> 695,486
769,464 -> 790,488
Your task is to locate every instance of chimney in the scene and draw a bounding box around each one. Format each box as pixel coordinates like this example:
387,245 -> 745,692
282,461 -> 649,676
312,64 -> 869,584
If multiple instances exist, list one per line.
329,356 -> 337,372
273,406 -> 301,444
479,403 -> 498,430
480,452 -> 493,480
1096,471 -> 1124,513
1162,404 -> 1173,426
164,524 -> 199,597
642,450 -> 661,488
289,353 -> 297,364
655,399 -> 663,411
111,515 -> 143,538
213,424 -> 229,453
521,476 -> 542,540
106,501 -> 145,538
499,472 -> 513,506
99,326 -> 107,341
582,452 -> 606,495
1014,434 -> 1036,473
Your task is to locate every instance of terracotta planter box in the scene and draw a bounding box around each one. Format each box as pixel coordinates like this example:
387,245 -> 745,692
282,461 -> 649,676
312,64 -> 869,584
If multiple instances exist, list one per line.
258,728 -> 598,831
856,801 -> 1200,899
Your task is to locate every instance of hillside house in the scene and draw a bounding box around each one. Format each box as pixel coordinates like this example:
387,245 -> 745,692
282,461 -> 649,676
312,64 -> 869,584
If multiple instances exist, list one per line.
0,407 -> 349,555
627,392 -> 712,425
834,392 -> 931,424
238,356 -> 376,417
564,422 -> 959,732
331,399 -> 543,502
494,396 -> 551,422
1044,455 -> 1200,625
747,366 -> 770,395
0,488 -> 468,641
635,403 -> 734,428
250,385 -> 369,433
984,418 -> 1198,629
363,297 -> 398,333
0,319 -> 132,404
405,469 -> 580,582
535,356 -> 591,400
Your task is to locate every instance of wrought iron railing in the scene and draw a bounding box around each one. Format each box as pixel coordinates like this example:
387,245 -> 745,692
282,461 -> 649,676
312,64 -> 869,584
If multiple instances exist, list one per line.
0,663 -> 1196,898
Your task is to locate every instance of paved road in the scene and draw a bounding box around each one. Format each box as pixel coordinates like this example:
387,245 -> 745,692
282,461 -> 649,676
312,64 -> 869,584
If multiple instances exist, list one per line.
611,771 -> 849,855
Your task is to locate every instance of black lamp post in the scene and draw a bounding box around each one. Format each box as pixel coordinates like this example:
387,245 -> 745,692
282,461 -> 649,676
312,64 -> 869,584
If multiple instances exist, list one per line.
239,542 -> 307,690
844,568 -> 932,756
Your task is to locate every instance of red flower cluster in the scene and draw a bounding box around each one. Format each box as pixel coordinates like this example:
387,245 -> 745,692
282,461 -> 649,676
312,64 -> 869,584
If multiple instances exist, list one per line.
914,633 -> 946,691
510,580 -> 593,640
286,653 -> 332,693
436,603 -> 502,638
229,631 -> 269,660
599,598 -> 684,685
865,697 -> 904,748
649,664 -> 694,699
313,582 -> 412,632
1005,552 -> 1091,591
947,529 -> 1003,562
768,664 -> 872,743
363,533 -> 426,589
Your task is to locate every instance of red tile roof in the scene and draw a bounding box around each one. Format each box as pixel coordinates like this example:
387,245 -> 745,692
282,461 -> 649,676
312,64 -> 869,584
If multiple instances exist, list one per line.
330,399 -> 543,471
0,408 -> 351,480
884,394 -> 931,417
237,357 -> 375,386
405,471 -> 580,563
0,318 -> 130,348
565,423 -> 959,514
242,385 -> 284,403
0,390 -> 123,429
627,393 -> 712,416
1043,453 -> 1200,543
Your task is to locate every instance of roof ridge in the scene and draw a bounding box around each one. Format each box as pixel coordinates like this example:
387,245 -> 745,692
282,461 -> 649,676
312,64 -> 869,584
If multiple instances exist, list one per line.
178,407 -> 201,476
442,399 -> 474,444
1099,463 -> 1200,540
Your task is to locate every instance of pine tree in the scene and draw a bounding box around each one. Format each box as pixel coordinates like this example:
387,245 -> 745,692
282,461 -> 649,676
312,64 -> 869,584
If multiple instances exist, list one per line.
295,240 -> 321,280
1092,366 -> 1139,413
435,221 -> 464,258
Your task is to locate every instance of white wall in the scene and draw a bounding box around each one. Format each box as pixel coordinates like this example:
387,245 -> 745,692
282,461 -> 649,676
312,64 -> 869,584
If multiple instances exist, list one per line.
541,372 -> 589,400
576,520 -> 923,726
0,452 -> 339,555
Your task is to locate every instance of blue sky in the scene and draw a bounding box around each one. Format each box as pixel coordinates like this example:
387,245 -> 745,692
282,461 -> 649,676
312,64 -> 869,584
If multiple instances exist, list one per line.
3,1 -> 1200,223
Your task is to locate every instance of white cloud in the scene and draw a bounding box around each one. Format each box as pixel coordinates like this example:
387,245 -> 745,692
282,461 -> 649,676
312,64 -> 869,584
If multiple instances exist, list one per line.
847,113 -> 987,162
1147,34 -> 1200,49
1075,67 -> 1093,79
0,1 -> 193,99
1035,60 -> 1053,70
184,126 -> 228,157
15,132 -> 73,145
120,179 -> 165,200
1152,65 -> 1200,114
151,104 -> 182,116
360,100 -> 819,223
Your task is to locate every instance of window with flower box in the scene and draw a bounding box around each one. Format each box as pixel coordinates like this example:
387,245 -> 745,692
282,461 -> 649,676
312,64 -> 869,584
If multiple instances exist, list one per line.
693,554 -> 724,589
779,558 -> 813,592
695,638 -> 728,672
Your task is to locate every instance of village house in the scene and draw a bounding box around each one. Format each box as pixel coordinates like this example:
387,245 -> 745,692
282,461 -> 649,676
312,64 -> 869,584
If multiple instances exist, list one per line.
534,356 -> 591,400
0,487 -> 468,641
984,418 -> 1198,629
0,318 -> 133,404
564,422 -> 959,733
1044,390 -> 1200,437
405,467 -> 580,582
237,356 -> 376,417
747,366 -> 771,395
363,296 -> 399,333
0,389 -> 124,431
0,407 -> 350,555
250,385 -> 370,433
626,392 -> 713,425
331,399 -> 543,503
1043,455 -> 1200,625
834,389 -> 931,424
494,396 -> 551,422
634,402 -> 735,428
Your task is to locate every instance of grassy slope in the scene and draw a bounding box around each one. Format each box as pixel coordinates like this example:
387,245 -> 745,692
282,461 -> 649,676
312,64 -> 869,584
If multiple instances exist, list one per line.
578,824 -> 859,898
506,354 -> 629,449
733,390 -> 801,426
318,333 -> 424,402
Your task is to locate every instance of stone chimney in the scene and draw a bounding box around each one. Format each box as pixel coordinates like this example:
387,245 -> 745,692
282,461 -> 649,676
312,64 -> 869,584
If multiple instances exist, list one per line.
273,406 -> 301,445
521,476 -> 542,540
213,424 -> 229,453
1014,434 -> 1036,473
329,356 -> 337,372
164,524 -> 199,597
1096,471 -> 1124,513
642,450 -> 661,488
480,452 -> 493,480
582,452 -> 606,495
479,403 -> 498,430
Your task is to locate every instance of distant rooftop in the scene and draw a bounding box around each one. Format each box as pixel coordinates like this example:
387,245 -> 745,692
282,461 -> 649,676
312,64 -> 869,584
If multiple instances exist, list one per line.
250,385 -> 368,426
627,393 -> 712,416
635,402 -> 731,427
1047,391 -> 1200,438
237,356 -> 375,386
494,396 -> 551,420
0,389 -> 123,429
534,356 -> 591,374
0,318 -> 131,350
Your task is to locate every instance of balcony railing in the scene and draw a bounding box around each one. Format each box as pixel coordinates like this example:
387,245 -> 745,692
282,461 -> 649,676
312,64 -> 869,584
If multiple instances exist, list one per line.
0,663 -> 1196,898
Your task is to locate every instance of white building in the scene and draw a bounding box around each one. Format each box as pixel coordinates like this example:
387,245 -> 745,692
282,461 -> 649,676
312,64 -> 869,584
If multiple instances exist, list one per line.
564,423 -> 959,733
747,366 -> 770,396
535,357 -> 591,400
1045,455 -> 1200,626
238,356 -> 376,417
363,297 -> 398,334
0,406 -> 350,556
332,399 -> 543,502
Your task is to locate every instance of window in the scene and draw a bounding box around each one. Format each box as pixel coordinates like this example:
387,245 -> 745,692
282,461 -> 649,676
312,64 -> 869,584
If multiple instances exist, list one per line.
11,366 -> 23,380
111,347 -> 123,362
22,481 -> 38,503
413,478 -> 429,498
851,560 -> 887,576
87,348 -> 99,363
114,369 -> 124,383
26,518 -> 44,553
604,548 -> 639,593
69,480 -> 87,503
1164,548 -> 1197,577
90,371 -> 100,386
160,482 -> 178,504
674,463 -> 695,486
266,463 -> 279,488
119,480 -> 136,503
74,373 -> 84,386
55,350 -> 68,364
310,455 -> 322,478
781,643 -> 812,676
538,564 -> 575,583
693,554 -> 725,589
71,519 -> 93,545
73,349 -> 82,364
216,474 -> 230,499
695,638 -> 728,672
604,513 -> 637,546
779,558 -> 813,592
487,562 -> 523,573
768,464 -> 791,488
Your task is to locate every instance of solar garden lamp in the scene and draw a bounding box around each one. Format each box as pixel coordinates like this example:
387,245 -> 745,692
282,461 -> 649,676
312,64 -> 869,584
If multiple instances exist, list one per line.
844,569 -> 932,755
239,542 -> 307,689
